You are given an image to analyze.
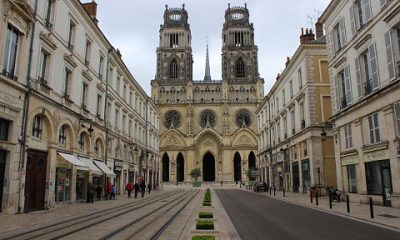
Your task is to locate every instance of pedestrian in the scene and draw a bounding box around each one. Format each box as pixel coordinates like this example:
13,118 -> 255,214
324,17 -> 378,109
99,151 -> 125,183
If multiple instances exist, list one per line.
126,182 -> 133,198
134,181 -> 140,198
107,182 -> 112,200
111,184 -> 116,200
96,184 -> 102,201
140,181 -> 146,198
221,180 -> 223,186
147,182 -> 152,194
87,182 -> 94,203
235,180 -> 238,186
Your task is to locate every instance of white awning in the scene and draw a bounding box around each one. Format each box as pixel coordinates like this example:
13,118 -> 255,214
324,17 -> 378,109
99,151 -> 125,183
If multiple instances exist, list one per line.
58,153 -> 89,171
78,157 -> 103,175
94,160 -> 116,177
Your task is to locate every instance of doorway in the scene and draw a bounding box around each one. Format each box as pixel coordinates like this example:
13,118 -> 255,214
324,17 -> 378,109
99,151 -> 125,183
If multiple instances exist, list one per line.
292,162 -> 300,192
162,153 -> 169,182
24,150 -> 47,212
176,153 -> 184,182
0,150 -> 6,212
234,152 -> 241,182
203,152 -> 215,182
249,151 -> 256,180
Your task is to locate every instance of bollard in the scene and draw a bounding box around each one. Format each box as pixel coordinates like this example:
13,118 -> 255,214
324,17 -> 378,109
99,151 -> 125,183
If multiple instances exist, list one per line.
346,195 -> 350,213
329,194 -> 332,209
283,187 -> 285,197
274,187 -> 276,196
316,192 -> 319,206
369,197 -> 374,219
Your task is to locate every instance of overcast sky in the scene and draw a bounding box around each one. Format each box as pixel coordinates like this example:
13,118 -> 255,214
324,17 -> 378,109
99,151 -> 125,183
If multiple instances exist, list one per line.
93,0 -> 331,95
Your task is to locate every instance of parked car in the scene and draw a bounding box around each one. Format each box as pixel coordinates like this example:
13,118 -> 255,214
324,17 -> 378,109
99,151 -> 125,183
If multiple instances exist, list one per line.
255,182 -> 268,192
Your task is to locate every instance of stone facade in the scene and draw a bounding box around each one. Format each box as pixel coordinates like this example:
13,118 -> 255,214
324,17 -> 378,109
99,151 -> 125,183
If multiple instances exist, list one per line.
257,28 -> 336,193
321,0 -> 400,207
152,4 -> 264,184
0,0 -> 159,214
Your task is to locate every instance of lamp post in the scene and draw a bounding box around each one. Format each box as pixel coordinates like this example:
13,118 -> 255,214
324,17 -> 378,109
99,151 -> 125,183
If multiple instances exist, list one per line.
317,166 -> 321,197
320,122 -> 328,196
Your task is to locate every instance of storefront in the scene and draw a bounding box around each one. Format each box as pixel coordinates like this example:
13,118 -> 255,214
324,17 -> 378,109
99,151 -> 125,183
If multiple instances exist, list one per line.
128,164 -> 135,183
114,160 -> 123,194
94,160 -> 116,194
301,159 -> 310,193
340,154 -> 359,194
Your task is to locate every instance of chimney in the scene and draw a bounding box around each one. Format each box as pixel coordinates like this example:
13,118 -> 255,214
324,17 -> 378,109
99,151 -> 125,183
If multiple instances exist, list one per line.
300,28 -> 315,44
82,1 -> 98,25
315,20 -> 324,39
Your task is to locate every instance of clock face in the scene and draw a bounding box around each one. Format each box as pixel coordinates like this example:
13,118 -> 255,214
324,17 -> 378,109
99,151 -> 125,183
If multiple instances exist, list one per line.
169,14 -> 182,22
231,13 -> 244,20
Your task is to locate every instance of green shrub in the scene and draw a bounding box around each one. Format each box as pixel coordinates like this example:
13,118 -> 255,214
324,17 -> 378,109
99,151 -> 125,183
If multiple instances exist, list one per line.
196,220 -> 214,230
203,201 -> 211,206
192,236 -> 215,240
199,212 -> 213,218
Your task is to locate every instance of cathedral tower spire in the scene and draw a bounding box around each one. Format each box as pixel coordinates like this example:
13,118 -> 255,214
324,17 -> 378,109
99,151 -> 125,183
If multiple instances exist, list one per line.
204,38 -> 212,82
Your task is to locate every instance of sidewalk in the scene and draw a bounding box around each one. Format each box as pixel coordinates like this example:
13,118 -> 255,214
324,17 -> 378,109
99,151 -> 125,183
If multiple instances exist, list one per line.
259,189 -> 400,231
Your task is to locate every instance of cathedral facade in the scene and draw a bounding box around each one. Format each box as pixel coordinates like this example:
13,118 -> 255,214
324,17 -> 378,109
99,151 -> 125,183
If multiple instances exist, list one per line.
151,4 -> 264,183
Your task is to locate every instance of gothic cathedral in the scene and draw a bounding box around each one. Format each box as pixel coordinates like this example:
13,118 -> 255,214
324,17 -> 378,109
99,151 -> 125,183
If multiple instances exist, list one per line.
151,4 -> 264,183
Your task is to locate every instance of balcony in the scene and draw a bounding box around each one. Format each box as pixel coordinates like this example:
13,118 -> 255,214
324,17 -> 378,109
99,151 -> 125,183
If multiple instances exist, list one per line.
45,19 -> 53,30
1,69 -> 17,80
68,42 -> 74,50
38,77 -> 47,86
364,81 -> 372,96
341,97 -> 348,109
85,59 -> 90,66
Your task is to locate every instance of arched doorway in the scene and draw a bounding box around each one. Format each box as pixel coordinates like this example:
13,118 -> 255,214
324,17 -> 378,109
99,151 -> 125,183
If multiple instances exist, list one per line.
203,152 -> 215,182
162,153 -> 169,182
249,151 -> 256,180
234,152 -> 242,182
176,153 -> 184,182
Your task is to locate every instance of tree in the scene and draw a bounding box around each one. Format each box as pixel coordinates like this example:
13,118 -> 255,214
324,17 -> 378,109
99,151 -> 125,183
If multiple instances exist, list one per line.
190,168 -> 201,182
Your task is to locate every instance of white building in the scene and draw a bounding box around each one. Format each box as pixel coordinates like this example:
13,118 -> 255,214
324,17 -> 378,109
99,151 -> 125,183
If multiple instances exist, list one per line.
321,0 -> 400,207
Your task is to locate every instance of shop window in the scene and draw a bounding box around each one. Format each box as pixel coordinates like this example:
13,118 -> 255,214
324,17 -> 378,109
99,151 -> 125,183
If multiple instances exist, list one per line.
347,164 -> 357,193
365,160 -> 392,195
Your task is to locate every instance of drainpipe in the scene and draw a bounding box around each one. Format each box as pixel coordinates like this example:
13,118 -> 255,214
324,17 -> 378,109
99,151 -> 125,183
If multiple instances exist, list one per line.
18,0 -> 39,214
103,48 -> 113,187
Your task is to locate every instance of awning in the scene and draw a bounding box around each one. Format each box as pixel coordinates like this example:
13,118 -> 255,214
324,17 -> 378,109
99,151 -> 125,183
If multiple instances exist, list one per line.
58,153 -> 89,171
78,157 -> 103,175
94,160 -> 116,177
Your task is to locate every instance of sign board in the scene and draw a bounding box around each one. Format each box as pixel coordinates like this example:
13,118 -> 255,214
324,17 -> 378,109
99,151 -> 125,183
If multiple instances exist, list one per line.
341,154 -> 359,166
250,170 -> 261,177
364,149 -> 389,162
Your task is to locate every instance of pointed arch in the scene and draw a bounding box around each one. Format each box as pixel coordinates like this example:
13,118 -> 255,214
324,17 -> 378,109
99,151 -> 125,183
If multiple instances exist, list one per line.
169,59 -> 178,78
249,151 -> 256,180
236,57 -> 245,77
176,152 -> 184,182
203,151 -> 215,181
234,152 -> 242,182
162,153 -> 170,182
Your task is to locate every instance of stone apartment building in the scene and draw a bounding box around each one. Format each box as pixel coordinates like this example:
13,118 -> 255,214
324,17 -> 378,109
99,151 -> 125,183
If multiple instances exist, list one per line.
0,0 -> 159,214
320,0 -> 400,207
152,4 -> 264,184
257,26 -> 336,193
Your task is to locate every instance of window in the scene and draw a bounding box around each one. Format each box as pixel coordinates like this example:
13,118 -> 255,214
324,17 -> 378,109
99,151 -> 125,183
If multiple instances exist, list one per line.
32,115 -> 42,139
78,133 -> 84,150
94,139 -> 99,154
107,102 -> 111,123
355,43 -> 379,97
122,114 -> 126,133
290,109 -> 295,135
282,90 -> 286,106
347,165 -> 357,193
68,20 -> 76,49
380,0 -> 392,7
64,68 -> 71,97
368,113 -> 380,144
129,119 -> 132,137
276,97 -> 279,113
303,141 -> 308,156
298,69 -> 303,89
331,17 -> 346,54
84,39 -> 91,65
365,160 -> 392,195
335,66 -> 352,109
234,31 -> 244,47
59,125 -> 66,145
384,27 -> 400,81
2,25 -> 21,79
344,124 -> 353,149
236,58 -> 245,77
289,80 -> 293,98
170,33 -> 179,48
350,0 -> 372,35
38,50 -> 50,85
169,59 -> 178,78
123,84 -> 126,100
283,116 -> 287,139
82,83 -> 88,108
115,108 -> 119,129
96,94 -> 102,117
129,91 -> 133,105
116,76 -> 121,92
300,102 -> 305,129
45,0 -> 54,28
394,102 -> 400,137
99,56 -> 104,79
0,119 -> 9,141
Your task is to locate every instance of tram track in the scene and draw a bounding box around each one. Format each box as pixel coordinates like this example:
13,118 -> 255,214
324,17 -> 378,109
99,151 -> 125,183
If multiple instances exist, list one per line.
1,190 -> 181,240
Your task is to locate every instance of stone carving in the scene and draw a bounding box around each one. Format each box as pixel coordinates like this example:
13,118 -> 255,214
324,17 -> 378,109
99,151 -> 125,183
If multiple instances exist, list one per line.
164,110 -> 181,129
238,135 -> 251,145
200,110 -> 216,128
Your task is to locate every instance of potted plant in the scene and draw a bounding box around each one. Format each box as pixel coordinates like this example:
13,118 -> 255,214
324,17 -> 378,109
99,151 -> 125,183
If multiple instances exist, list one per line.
191,168 -> 201,187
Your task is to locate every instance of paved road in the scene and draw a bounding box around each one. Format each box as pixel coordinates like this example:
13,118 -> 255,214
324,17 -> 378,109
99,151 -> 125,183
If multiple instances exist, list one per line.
216,189 -> 400,240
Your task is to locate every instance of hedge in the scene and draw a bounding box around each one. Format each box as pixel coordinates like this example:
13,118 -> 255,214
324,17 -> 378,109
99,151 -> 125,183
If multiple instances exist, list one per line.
199,211 -> 214,218
196,220 -> 214,230
192,236 -> 215,240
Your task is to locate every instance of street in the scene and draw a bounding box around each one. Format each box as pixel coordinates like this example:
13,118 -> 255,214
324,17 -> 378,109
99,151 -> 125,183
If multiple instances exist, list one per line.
216,189 -> 400,240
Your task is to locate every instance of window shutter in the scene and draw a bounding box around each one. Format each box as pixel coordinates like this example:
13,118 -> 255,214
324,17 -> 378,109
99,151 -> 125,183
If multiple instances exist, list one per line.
384,30 -> 396,80
335,76 -> 340,110
355,57 -> 363,98
339,17 -> 347,47
329,32 -> 336,57
363,0 -> 372,22
350,5 -> 356,36
344,66 -> 352,104
368,43 -> 380,90
394,102 -> 400,137
368,115 -> 374,143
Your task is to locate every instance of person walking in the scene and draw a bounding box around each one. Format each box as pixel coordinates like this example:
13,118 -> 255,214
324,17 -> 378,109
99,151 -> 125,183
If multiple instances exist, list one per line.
87,182 -> 94,203
147,182 -> 152,194
126,182 -> 133,198
111,184 -> 116,200
140,181 -> 146,198
96,184 -> 102,201
107,182 -> 112,200
134,182 -> 140,198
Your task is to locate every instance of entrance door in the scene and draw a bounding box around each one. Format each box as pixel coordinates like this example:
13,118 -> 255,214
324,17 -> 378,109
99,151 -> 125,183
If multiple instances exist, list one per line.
249,152 -> 256,181
292,162 -> 300,192
0,150 -> 6,212
203,152 -> 215,182
233,152 -> 241,182
25,150 -> 47,212
176,153 -> 184,182
162,153 -> 169,182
